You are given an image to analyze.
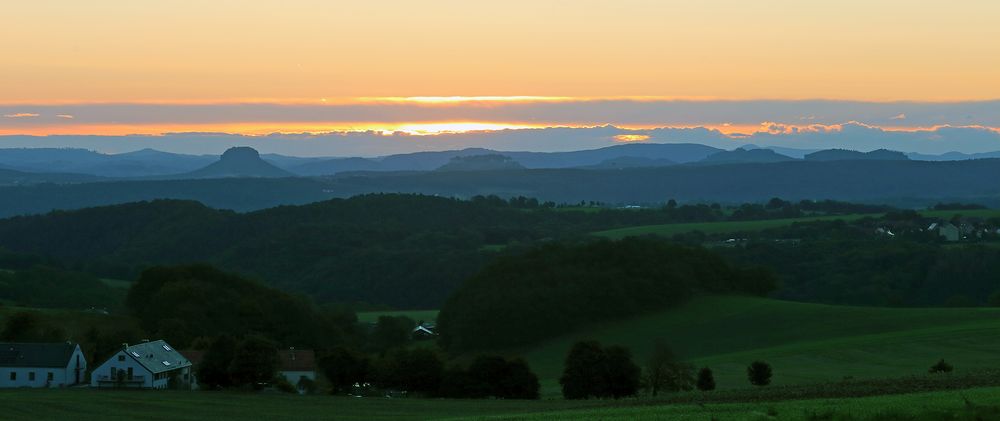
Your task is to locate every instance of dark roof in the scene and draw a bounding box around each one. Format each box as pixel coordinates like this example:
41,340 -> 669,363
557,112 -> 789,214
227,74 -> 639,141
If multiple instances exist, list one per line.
123,340 -> 191,374
278,349 -> 315,372
0,342 -> 79,368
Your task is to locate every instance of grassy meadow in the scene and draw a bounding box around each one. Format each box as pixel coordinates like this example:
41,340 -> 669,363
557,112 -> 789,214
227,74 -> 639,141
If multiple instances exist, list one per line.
2,385 -> 1000,420
593,214 -> 882,239
594,208 -> 1000,239
513,296 -> 1000,396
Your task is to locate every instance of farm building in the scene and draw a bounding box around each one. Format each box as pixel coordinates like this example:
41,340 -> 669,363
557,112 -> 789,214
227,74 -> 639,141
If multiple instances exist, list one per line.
91,340 -> 193,389
938,223 -> 960,242
0,342 -> 86,388
278,348 -> 316,391
412,322 -> 437,339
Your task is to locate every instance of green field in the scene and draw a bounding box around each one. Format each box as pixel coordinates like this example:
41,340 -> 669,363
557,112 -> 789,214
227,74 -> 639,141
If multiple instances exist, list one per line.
2,385 -> 999,420
593,214 -> 882,239
0,305 -> 137,338
922,209 -> 1000,220
356,310 -> 440,324
594,208 -> 1000,239
514,296 -> 1000,396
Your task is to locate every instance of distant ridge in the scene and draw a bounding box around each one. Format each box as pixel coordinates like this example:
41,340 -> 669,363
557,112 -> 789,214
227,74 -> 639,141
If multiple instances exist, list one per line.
182,147 -> 294,179
435,154 -> 525,172
291,143 -> 723,175
698,148 -> 797,165
806,149 -> 909,161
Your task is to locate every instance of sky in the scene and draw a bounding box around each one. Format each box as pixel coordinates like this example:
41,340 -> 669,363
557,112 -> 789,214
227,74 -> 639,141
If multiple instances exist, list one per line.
2,1 -> 1000,155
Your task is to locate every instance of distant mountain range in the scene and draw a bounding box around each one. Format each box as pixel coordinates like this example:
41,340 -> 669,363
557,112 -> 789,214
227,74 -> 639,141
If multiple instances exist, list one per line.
8,142 -> 991,180
2,158 -> 1000,217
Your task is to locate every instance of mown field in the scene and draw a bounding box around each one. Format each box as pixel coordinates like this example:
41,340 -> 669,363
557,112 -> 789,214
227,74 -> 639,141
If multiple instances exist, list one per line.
594,208 -> 1000,239
2,385 -> 999,420
514,296 -> 1000,396
593,214 -> 882,239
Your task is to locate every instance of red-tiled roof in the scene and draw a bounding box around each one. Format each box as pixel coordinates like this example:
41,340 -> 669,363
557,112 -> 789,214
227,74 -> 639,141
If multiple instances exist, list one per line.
278,349 -> 316,372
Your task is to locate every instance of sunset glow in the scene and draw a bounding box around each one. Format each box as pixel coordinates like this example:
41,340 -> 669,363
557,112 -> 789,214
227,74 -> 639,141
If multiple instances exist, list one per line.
2,1 -> 1000,154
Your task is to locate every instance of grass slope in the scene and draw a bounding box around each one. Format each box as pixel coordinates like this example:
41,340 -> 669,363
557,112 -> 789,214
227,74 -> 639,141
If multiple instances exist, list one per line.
516,296 -> 1000,396
594,209 -> 1000,239
594,214 -> 880,239
2,386 -> 999,420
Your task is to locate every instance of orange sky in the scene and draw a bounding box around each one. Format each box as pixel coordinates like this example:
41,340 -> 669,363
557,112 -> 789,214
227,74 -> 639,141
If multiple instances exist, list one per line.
3,0 -> 1000,104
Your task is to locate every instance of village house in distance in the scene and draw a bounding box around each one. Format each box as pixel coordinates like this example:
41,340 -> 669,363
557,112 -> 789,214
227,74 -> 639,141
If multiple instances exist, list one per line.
0,342 -> 87,388
91,340 -> 193,389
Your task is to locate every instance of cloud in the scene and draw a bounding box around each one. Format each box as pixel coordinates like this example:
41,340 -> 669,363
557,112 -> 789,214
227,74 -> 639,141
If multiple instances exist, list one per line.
1,124 -> 999,157
56,114 -> 74,119
1,99 -> 999,129
3,113 -> 40,118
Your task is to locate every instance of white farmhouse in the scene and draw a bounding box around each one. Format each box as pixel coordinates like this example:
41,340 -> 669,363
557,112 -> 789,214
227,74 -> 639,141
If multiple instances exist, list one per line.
91,340 -> 193,389
0,342 -> 87,388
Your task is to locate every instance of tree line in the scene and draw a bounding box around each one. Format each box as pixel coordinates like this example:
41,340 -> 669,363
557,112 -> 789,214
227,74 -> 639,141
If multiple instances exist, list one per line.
0,194 -> 896,309
437,237 -> 777,352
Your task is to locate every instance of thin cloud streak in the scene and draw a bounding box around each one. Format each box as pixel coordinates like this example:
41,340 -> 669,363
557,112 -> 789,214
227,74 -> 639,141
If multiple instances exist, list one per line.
2,99 -> 1000,130
2,124 -> 999,157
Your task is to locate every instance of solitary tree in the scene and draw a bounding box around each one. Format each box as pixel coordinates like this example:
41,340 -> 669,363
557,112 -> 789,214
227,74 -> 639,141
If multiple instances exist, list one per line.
560,341 -> 640,400
696,367 -> 716,391
560,341 -> 606,399
603,345 -> 642,399
747,361 -> 773,386
929,359 -> 954,374
644,341 -> 694,396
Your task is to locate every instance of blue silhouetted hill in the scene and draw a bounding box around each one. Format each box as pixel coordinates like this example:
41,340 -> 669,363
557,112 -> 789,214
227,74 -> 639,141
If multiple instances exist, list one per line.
805,149 -> 909,161
182,147 -> 293,179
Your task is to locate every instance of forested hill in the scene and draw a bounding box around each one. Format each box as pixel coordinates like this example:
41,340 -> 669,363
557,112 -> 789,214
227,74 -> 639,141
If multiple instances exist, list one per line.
321,159 -> 1000,206
0,195 -> 722,308
1,158 -> 1000,217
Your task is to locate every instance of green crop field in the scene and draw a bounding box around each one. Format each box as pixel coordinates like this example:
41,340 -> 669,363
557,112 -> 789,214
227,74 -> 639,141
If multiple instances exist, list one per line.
922,209 -> 1000,219
594,208 -> 1000,240
356,310 -> 439,324
2,385 -> 999,420
593,214 -> 882,239
514,296 -> 1000,396
0,306 -> 137,339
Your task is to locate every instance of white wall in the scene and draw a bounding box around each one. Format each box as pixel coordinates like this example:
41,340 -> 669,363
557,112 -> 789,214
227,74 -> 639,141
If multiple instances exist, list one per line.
0,345 -> 87,388
91,350 -> 154,388
91,350 -> 192,389
281,370 -> 316,386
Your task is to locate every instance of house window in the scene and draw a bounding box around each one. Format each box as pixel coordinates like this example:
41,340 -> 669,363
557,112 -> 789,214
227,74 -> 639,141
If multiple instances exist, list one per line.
127,367 -> 133,379
8,372 -> 15,381
47,372 -> 54,381
118,355 -> 125,361
28,372 -> 35,381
